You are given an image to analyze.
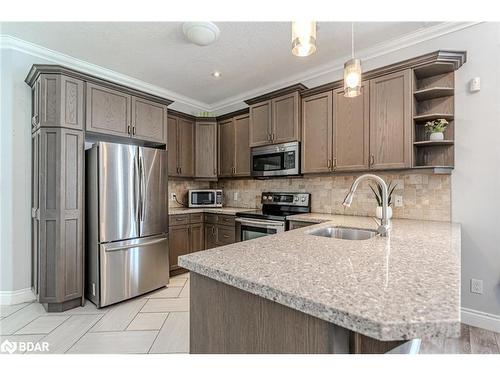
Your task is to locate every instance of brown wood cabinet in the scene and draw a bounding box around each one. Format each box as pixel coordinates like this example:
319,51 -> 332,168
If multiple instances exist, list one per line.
190,223 -> 205,253
218,112 -> 250,178
195,121 -> 217,179
333,83 -> 370,171
369,70 -> 412,170
131,96 -> 167,143
301,91 -> 333,174
168,114 -> 195,177
249,100 -> 272,147
169,224 -> 190,271
204,224 -> 217,249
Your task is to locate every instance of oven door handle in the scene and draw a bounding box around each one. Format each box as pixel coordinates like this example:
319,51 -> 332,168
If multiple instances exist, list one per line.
235,218 -> 285,229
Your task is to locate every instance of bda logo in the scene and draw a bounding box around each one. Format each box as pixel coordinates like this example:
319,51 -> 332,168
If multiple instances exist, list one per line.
0,339 -> 17,354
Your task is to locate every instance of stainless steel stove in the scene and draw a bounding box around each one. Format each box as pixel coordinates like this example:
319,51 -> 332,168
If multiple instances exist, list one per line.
235,192 -> 311,242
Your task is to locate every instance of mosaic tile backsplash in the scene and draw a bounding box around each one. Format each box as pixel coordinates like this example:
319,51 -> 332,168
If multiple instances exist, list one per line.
212,172 -> 451,222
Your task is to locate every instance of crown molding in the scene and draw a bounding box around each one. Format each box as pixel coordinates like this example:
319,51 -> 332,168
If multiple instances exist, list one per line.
0,34 -> 211,112
208,22 -> 481,113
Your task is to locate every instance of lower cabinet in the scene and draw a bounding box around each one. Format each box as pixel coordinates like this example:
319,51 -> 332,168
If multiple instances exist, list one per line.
169,213 -> 235,274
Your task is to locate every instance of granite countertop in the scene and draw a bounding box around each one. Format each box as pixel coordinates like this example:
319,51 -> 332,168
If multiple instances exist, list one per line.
179,214 -> 461,341
168,207 -> 253,216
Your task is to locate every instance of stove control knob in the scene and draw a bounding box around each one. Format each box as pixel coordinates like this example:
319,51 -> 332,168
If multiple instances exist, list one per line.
294,196 -> 299,202
263,196 -> 268,201
301,196 -> 306,202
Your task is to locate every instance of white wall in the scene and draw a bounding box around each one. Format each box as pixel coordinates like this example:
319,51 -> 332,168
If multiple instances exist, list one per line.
1,23 -> 500,321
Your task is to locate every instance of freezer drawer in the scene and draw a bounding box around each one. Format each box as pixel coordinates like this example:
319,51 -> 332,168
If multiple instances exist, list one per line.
99,235 -> 169,307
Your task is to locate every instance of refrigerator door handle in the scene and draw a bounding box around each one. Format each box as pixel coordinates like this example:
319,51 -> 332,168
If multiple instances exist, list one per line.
140,155 -> 146,223
134,153 -> 141,224
104,236 -> 168,252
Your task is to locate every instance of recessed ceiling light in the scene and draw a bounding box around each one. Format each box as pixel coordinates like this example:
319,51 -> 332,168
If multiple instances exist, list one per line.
212,71 -> 222,78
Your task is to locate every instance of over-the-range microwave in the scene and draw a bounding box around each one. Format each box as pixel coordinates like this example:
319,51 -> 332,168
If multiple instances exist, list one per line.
251,141 -> 300,177
188,189 -> 223,208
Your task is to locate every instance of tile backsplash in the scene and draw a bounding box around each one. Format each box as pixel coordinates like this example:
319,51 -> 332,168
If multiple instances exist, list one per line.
213,172 -> 451,221
168,180 -> 210,208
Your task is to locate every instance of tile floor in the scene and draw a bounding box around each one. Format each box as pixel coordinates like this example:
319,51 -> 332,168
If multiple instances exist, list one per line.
0,273 -> 190,354
1,271 -> 500,354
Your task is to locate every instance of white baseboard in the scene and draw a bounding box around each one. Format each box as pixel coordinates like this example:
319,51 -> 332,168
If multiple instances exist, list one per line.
461,307 -> 500,333
0,288 -> 36,305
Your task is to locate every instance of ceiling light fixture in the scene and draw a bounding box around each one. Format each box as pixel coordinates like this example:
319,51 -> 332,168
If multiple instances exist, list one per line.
212,71 -> 222,78
291,21 -> 317,57
182,22 -> 220,46
344,22 -> 362,98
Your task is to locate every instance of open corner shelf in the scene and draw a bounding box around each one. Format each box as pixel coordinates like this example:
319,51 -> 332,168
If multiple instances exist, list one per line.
413,62 -> 456,79
413,87 -> 454,101
411,165 -> 454,174
413,113 -> 454,122
413,140 -> 454,147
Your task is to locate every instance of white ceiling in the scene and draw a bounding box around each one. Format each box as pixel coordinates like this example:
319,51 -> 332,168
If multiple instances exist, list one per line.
1,22 -> 442,109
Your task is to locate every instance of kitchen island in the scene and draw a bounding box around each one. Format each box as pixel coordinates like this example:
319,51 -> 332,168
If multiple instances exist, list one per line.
178,215 -> 461,354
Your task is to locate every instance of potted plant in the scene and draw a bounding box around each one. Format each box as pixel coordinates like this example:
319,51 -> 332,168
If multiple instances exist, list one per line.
369,181 -> 397,219
425,118 -> 448,141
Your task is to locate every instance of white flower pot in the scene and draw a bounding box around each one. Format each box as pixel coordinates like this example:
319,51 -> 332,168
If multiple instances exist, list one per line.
376,206 -> 392,220
429,132 -> 444,141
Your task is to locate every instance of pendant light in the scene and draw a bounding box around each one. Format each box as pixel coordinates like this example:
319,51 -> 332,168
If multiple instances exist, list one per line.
344,22 -> 362,98
291,21 -> 317,57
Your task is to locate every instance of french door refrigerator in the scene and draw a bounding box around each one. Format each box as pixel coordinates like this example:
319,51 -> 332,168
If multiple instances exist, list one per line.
86,142 -> 169,307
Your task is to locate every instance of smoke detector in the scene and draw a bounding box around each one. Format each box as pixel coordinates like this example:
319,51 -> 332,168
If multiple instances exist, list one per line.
182,22 -> 220,46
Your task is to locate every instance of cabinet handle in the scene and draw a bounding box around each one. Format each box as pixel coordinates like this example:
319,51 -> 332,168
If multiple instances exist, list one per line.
271,133 -> 275,142
132,126 -> 136,135
223,234 -> 229,238
327,159 -> 331,170
370,154 -> 375,166
127,125 -> 131,134
179,167 -> 182,174
267,133 -> 271,142
333,158 -> 337,170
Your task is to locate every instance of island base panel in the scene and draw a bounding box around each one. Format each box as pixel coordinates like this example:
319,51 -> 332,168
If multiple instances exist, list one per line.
190,272 -> 406,354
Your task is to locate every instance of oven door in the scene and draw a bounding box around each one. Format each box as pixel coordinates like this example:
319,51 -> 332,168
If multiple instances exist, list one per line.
235,218 -> 285,242
251,142 -> 300,177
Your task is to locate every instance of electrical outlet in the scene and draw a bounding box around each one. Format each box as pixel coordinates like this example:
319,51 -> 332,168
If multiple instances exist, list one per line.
170,193 -> 177,201
394,195 -> 403,207
470,278 -> 483,294
233,192 -> 239,201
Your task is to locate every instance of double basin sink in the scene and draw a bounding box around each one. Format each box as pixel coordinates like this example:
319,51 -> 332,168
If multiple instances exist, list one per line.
307,226 -> 378,241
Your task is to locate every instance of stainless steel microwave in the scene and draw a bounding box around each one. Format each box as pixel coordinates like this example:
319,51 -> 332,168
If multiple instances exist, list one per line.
188,189 -> 223,208
251,141 -> 300,177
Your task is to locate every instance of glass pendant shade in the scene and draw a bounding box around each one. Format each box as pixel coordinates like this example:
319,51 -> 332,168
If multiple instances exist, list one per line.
291,21 -> 317,57
344,58 -> 362,97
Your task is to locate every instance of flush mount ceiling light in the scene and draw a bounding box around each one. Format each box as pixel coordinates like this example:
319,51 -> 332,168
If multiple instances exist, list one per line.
291,21 -> 317,57
182,22 -> 220,46
344,22 -> 362,98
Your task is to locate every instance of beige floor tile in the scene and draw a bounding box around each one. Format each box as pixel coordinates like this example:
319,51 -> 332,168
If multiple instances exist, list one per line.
91,297 -> 146,332
0,303 -> 47,335
50,300 -> 107,315
0,335 -> 46,354
15,315 -> 69,335
67,330 -> 158,354
179,283 -> 190,299
146,287 -> 182,299
0,303 -> 30,319
149,312 -> 189,353
141,298 -> 189,313
38,314 -> 104,354
168,277 -> 187,287
127,313 -> 168,331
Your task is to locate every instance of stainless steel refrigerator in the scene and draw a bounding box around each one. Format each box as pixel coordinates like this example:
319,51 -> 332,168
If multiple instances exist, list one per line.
86,142 -> 169,307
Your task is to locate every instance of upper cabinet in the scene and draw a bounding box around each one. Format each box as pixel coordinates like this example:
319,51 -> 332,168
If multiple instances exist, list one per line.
246,85 -> 306,147
132,97 -> 168,143
168,112 -> 195,177
195,120 -> 218,179
369,70 -> 412,170
218,110 -> 251,178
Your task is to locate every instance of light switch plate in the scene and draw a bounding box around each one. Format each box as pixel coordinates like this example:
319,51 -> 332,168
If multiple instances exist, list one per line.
394,195 -> 403,207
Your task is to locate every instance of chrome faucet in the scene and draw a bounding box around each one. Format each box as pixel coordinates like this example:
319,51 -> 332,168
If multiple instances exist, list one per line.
342,174 -> 391,237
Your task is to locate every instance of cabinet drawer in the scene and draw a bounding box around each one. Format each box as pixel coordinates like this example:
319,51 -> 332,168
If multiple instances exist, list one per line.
205,213 -> 218,224
190,213 -> 204,224
169,214 -> 189,226
217,225 -> 235,245
218,215 -> 235,226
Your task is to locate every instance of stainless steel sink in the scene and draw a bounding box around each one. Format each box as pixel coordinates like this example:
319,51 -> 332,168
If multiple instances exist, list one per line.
307,226 -> 378,240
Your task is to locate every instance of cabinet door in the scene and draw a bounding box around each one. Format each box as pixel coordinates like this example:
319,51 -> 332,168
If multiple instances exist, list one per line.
249,100 -> 272,147
190,223 -> 205,253
178,118 -> 195,177
333,83 -> 370,171
204,223 -> 217,249
195,122 -> 217,178
272,92 -> 300,144
301,92 -> 333,174
218,119 -> 235,177
216,225 -> 235,246
369,70 -> 412,170
169,225 -> 190,270
86,83 -> 132,137
167,115 -> 179,176
132,97 -> 167,143
233,114 -> 250,177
